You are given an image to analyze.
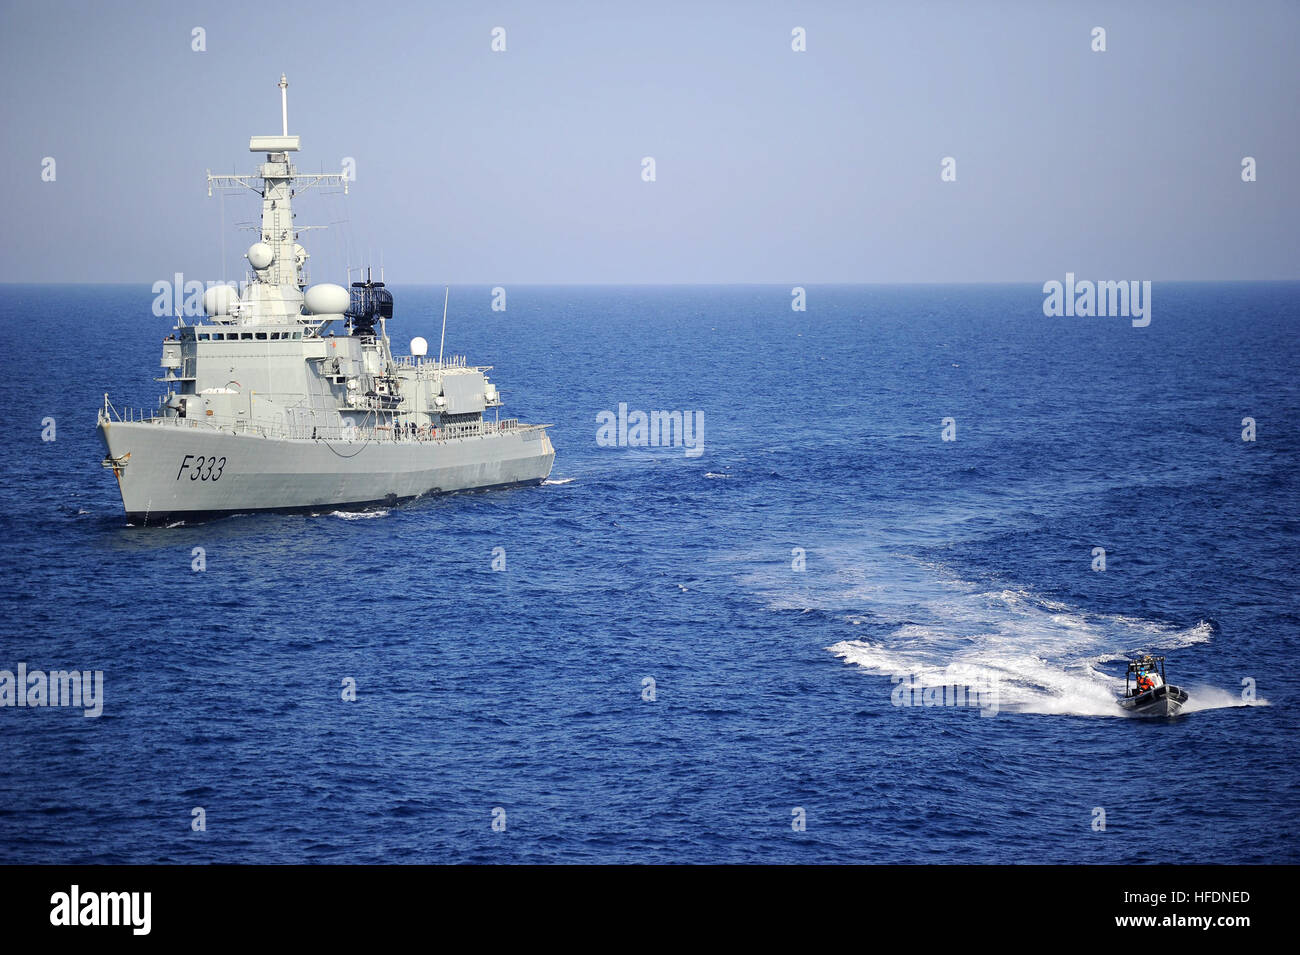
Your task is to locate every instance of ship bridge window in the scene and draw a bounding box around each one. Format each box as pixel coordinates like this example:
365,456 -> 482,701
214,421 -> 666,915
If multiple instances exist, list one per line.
198,333 -> 210,341
241,333 -> 253,340
292,332 -> 302,340
255,332 -> 268,340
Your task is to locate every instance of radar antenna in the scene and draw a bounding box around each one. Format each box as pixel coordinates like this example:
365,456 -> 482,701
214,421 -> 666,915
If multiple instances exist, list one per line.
204,74 -> 350,289
279,73 -> 289,136
438,286 -> 450,365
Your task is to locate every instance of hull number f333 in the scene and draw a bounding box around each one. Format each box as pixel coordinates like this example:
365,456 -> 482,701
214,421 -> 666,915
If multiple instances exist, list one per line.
176,455 -> 227,481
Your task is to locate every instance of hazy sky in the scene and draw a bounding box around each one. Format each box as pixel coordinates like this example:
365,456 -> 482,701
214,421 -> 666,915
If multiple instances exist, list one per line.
1,0 -> 1296,284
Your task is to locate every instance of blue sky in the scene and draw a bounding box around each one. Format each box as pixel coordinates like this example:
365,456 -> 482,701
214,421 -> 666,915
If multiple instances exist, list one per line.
1,0 -> 1296,283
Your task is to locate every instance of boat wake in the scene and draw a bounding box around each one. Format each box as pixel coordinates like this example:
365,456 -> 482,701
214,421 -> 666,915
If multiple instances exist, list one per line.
1178,685 -> 1267,714
327,509 -> 390,520
543,478 -> 575,485
740,546 -> 1257,717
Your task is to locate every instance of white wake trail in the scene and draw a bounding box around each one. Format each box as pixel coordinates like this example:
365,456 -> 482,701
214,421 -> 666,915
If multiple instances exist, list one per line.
741,546 -> 1251,717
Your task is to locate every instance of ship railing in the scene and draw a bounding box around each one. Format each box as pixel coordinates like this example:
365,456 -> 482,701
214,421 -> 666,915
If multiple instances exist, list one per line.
392,356 -> 499,382
101,396 -> 164,424
126,411 -> 530,443
394,354 -> 469,370
378,418 -> 524,442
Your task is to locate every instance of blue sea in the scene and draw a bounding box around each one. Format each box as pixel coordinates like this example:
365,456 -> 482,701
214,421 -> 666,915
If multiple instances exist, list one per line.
1,283 -> 1296,864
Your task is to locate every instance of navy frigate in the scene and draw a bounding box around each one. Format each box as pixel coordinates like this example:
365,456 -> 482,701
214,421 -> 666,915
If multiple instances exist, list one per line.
98,75 -> 555,523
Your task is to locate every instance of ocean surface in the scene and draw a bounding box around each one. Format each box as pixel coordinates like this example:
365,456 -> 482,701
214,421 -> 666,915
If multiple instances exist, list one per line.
0,283 -> 1296,864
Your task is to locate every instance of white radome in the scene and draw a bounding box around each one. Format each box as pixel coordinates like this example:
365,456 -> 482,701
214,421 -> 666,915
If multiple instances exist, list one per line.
303,283 -> 351,315
247,242 -> 274,270
410,336 -> 428,356
202,284 -> 240,317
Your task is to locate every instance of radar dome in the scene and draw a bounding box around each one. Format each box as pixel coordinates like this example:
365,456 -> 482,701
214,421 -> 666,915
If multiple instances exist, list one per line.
410,336 -> 428,357
247,242 -> 274,270
202,285 -> 240,317
303,283 -> 351,315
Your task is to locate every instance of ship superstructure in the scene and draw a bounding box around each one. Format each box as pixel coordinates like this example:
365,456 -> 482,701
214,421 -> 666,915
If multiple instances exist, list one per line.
98,75 -> 554,523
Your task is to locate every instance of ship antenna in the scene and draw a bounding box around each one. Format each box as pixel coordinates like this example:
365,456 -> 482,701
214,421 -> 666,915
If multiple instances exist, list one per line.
438,285 -> 450,365
278,73 -> 289,136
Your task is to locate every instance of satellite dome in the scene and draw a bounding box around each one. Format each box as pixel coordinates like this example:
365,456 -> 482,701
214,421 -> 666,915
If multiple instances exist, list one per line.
410,336 -> 428,357
202,284 -> 240,317
303,283 -> 350,315
247,242 -> 274,270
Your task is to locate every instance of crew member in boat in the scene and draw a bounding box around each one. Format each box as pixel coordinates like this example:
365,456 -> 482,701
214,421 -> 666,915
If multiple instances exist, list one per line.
1136,664 -> 1163,693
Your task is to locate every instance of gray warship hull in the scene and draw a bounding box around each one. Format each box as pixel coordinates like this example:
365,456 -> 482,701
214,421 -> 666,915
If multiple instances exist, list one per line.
100,418 -> 554,524
99,76 -> 556,523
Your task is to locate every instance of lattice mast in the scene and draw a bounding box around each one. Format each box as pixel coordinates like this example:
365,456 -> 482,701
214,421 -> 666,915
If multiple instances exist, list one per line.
206,74 -> 349,292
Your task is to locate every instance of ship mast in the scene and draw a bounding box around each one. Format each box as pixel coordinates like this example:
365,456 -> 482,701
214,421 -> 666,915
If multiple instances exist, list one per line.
205,74 -> 349,319
279,73 -> 289,136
